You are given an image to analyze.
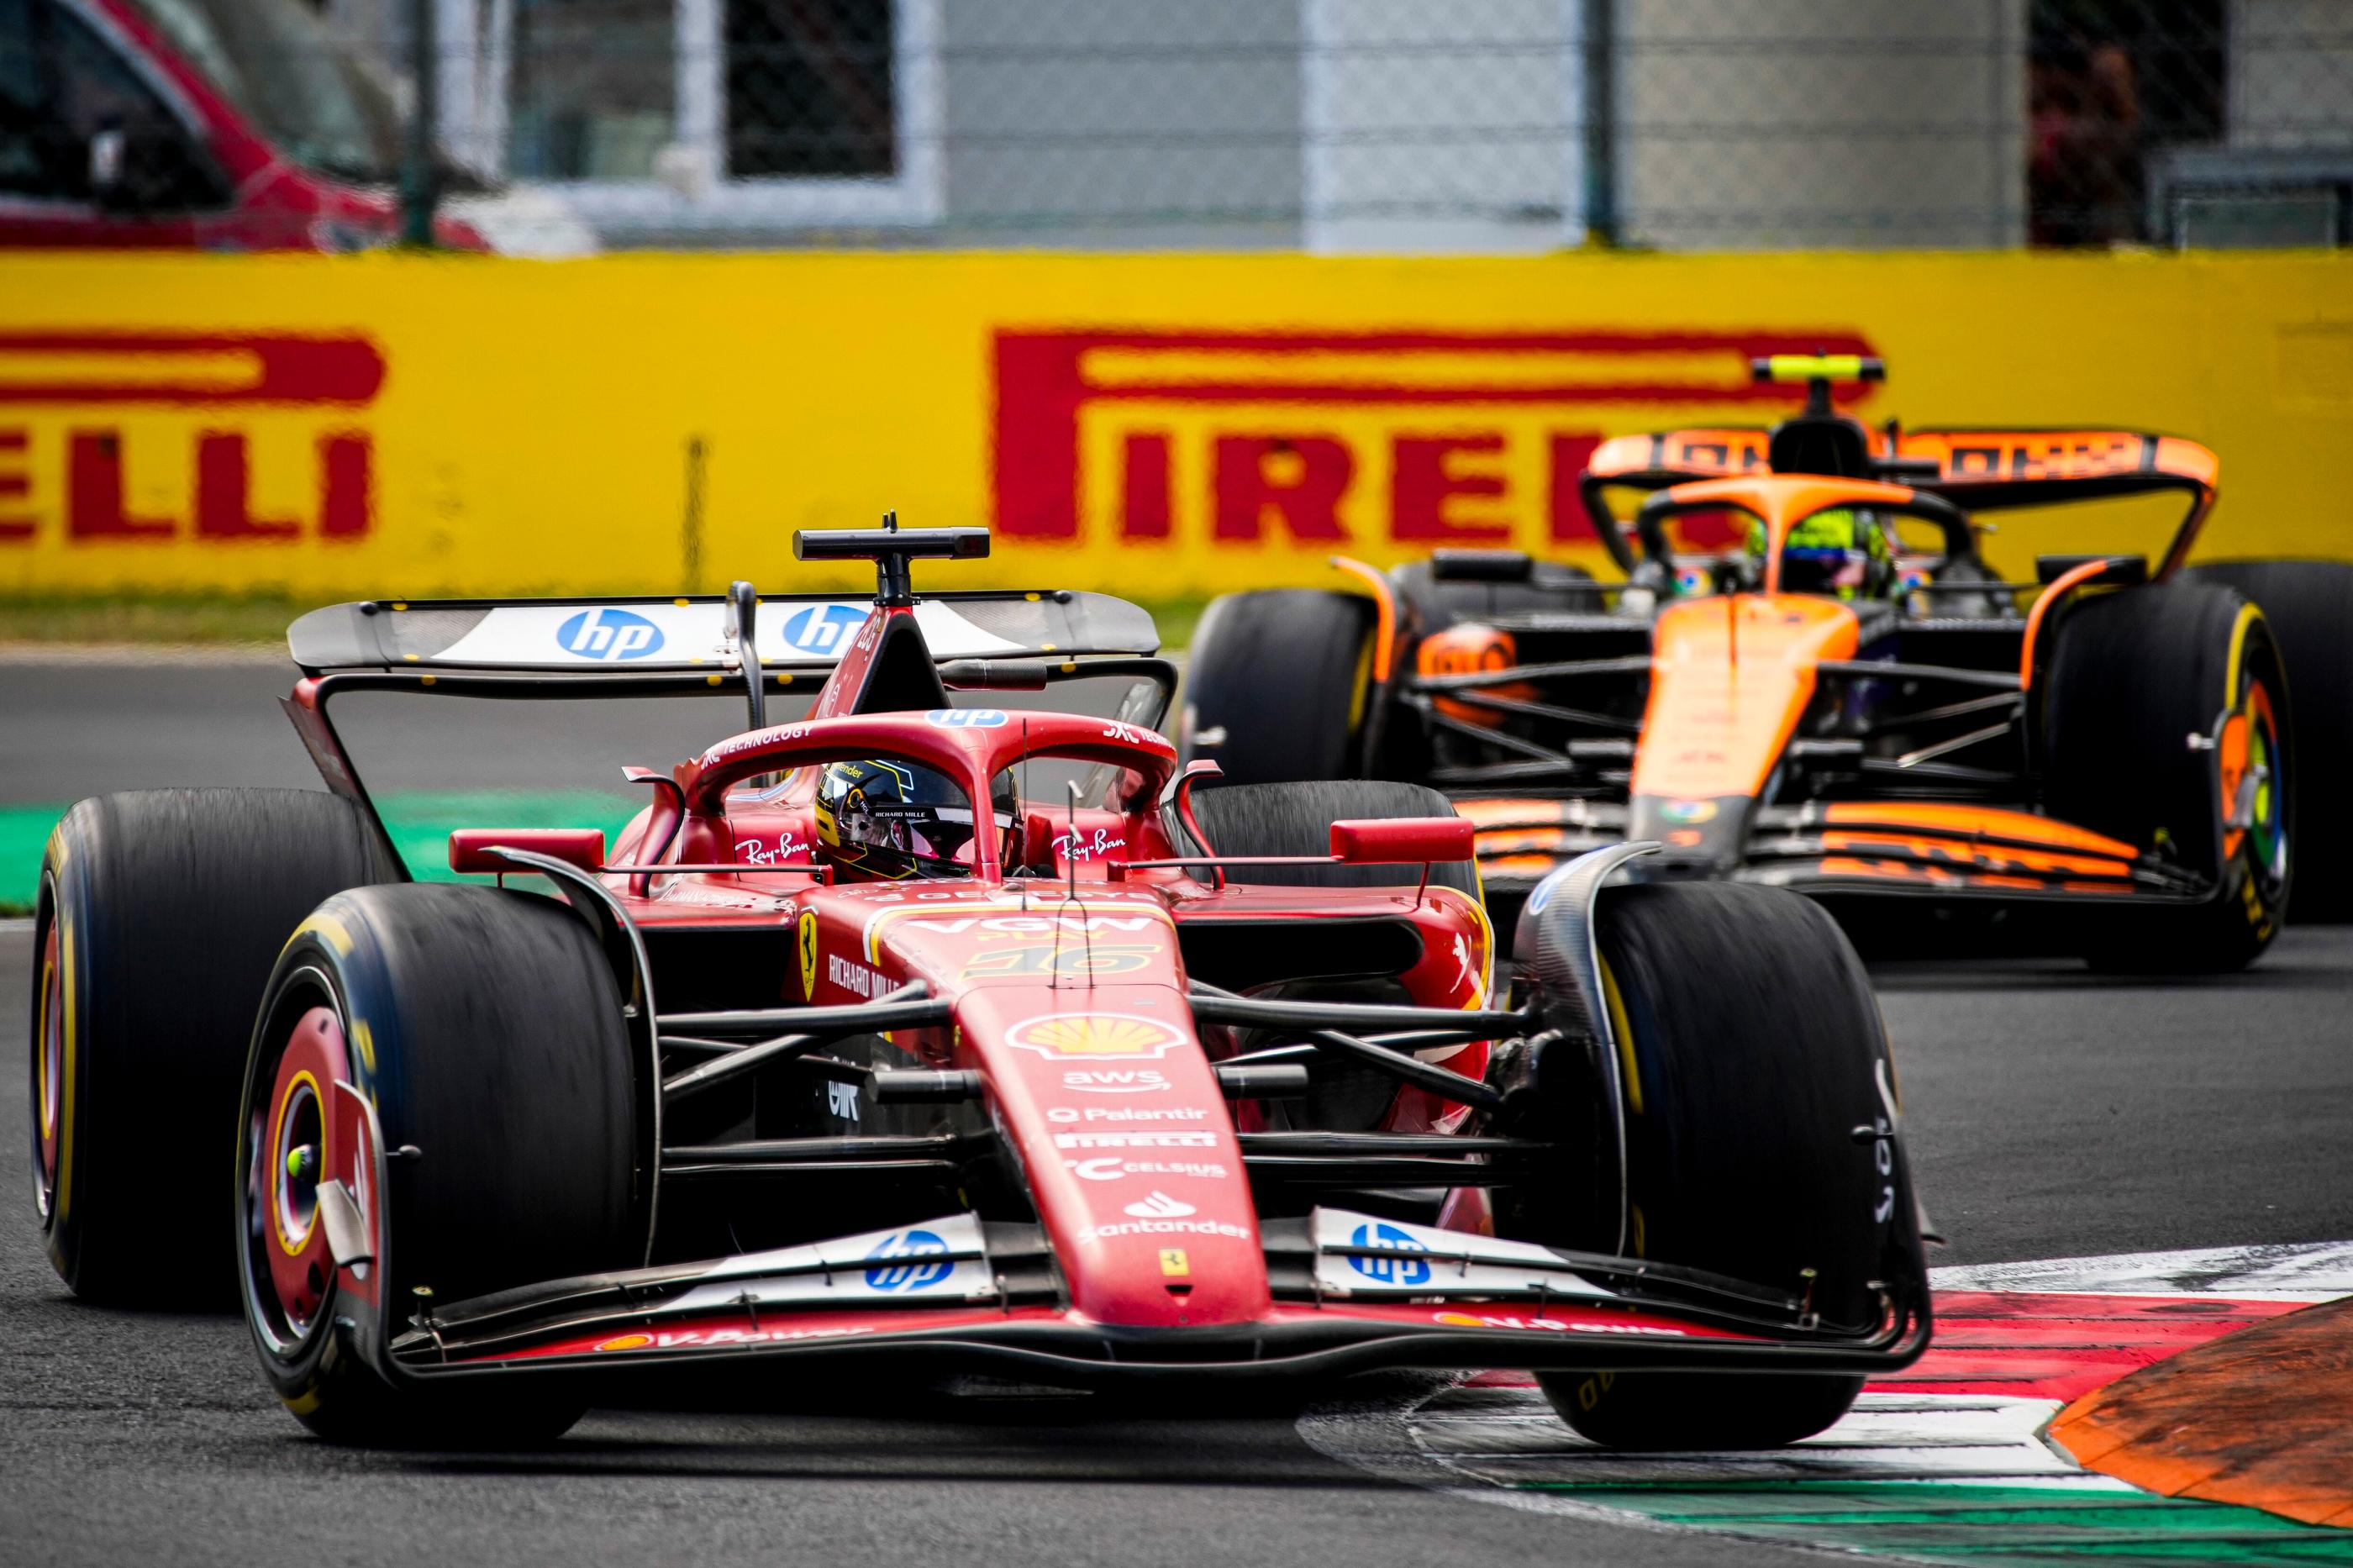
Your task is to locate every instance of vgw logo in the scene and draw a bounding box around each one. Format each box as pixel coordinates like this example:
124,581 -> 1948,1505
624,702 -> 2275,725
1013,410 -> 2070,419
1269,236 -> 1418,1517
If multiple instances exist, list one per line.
776,602 -> 868,656
1349,1223 -> 1433,1286
863,1228 -> 953,1292
556,608 -> 664,661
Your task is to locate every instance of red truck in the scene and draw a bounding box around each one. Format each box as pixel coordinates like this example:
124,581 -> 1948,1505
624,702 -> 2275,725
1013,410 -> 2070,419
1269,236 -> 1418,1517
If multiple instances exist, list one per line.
0,0 -> 484,249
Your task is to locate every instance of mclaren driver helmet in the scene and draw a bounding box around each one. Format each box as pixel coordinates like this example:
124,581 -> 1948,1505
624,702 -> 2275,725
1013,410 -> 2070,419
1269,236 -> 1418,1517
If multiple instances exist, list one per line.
1744,508 -> 1896,601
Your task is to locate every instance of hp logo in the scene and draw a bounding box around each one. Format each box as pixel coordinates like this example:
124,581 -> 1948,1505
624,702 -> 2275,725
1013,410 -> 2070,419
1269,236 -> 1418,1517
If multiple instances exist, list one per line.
1348,1223 -> 1433,1286
556,608 -> 664,661
862,1228 -> 952,1292
775,602 -> 869,656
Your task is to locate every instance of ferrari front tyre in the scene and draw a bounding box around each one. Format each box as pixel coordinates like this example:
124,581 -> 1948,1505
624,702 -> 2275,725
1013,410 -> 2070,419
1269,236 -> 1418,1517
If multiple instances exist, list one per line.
31,788 -> 396,1304
1180,589 -> 1375,784
237,884 -> 637,1446
1513,881 -> 1921,1450
2044,583 -> 2290,971
2180,560 -> 2352,919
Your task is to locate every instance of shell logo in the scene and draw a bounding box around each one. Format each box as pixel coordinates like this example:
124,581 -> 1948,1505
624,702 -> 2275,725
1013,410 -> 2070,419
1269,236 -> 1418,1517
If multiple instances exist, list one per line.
1006,1013 -> 1183,1060
595,1333 -> 655,1352
1433,1312 -> 1489,1329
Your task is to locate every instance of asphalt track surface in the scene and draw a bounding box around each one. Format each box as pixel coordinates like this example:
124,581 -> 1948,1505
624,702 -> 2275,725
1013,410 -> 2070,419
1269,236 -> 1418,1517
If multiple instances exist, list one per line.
3,661 -> 2350,1568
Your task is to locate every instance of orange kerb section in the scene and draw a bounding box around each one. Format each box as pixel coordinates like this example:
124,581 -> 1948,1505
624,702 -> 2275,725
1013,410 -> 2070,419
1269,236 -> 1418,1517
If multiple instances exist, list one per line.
1631,592 -> 1859,802
2050,1294 -> 2353,1528
1820,802 -> 2143,861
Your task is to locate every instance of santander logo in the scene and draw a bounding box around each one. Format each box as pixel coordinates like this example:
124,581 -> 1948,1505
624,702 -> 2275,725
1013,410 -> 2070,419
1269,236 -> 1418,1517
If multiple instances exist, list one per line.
1123,1191 -> 1196,1219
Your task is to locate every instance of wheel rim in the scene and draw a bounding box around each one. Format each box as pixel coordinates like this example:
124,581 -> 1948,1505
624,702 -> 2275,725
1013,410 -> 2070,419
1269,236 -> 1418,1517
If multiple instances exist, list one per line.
30,912 -> 62,1221
243,1002 -> 350,1353
2220,676 -> 2288,898
2245,680 -> 2287,895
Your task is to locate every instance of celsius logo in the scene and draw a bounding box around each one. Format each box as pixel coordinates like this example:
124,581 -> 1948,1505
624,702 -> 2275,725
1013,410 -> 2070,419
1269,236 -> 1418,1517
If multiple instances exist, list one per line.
1348,1222 -> 1433,1286
1124,1191 -> 1196,1219
557,608 -> 664,660
776,602 -> 868,655
863,1228 -> 952,1292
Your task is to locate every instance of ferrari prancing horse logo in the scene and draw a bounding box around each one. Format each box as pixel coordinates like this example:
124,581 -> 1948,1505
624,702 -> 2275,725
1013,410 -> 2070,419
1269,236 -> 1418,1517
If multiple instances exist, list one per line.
797,909 -> 820,998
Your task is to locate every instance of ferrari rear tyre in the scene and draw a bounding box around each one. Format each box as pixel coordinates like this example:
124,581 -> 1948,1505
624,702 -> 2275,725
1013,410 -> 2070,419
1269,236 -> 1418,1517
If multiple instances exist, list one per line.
2044,583 -> 2290,971
1186,778 -> 1477,903
237,884 -> 637,1446
1181,589 -> 1375,784
2180,560 -> 2353,919
1515,881 -> 1919,1450
31,789 -> 396,1304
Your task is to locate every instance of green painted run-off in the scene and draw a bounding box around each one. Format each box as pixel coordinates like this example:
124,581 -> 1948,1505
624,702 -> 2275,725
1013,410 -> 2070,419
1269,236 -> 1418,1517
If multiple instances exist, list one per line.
0,792 -> 638,915
1524,1480 -> 2353,1564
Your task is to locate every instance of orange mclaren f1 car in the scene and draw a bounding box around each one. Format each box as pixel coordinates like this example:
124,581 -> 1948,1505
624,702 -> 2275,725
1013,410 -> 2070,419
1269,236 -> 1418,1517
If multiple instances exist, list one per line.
1182,357 -> 2353,971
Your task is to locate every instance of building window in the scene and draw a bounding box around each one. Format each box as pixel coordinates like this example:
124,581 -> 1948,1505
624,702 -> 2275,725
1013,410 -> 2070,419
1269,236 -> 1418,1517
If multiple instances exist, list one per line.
725,0 -> 895,178
443,0 -> 935,229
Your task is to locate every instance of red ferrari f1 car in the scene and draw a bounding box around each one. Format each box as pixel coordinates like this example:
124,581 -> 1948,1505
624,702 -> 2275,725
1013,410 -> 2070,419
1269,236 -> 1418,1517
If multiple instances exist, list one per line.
30,524 -> 1924,1450
1182,357 -> 2353,970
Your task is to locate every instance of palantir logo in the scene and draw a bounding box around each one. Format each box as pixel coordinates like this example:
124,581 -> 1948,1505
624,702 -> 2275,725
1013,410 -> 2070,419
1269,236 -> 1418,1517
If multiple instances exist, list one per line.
863,1228 -> 952,1292
556,607 -> 664,661
775,602 -> 868,656
1349,1222 -> 1433,1286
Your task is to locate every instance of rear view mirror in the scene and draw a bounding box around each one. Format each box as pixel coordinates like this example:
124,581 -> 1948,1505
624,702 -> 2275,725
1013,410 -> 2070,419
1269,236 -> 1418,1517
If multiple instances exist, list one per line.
1329,817 -> 1474,865
449,828 -> 607,875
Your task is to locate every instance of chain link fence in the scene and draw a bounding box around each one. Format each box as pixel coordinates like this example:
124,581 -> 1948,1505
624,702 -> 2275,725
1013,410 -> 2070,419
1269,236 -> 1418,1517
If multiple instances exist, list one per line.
9,0 -> 2353,250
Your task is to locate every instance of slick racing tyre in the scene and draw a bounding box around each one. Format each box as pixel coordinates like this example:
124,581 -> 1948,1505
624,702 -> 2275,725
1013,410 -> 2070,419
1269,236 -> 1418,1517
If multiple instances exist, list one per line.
1181,589 -> 1375,785
1510,881 -> 1921,1450
1186,778 -> 1477,902
2044,583 -> 2290,971
32,789 -> 397,1304
2181,560 -> 2353,919
237,885 -> 637,1446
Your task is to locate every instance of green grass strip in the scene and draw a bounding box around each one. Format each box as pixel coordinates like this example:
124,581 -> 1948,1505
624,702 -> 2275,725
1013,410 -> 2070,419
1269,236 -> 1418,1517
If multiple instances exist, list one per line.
0,792 -> 641,916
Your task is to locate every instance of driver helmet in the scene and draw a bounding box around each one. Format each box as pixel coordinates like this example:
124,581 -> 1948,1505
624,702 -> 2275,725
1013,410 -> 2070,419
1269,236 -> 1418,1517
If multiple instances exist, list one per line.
814,759 -> 1016,881
1745,508 -> 1895,600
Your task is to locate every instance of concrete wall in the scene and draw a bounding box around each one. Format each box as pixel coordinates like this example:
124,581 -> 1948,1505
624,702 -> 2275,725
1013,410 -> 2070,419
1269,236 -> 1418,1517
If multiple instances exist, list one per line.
1615,0 -> 2027,250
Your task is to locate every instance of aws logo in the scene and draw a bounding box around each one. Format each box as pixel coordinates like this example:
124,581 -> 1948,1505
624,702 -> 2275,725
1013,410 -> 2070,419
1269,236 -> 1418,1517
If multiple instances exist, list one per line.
556,607 -> 664,660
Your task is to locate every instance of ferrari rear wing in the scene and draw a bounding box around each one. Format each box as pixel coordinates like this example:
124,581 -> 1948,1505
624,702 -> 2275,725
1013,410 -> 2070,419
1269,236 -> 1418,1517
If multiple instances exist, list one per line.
287,589 -> 1161,676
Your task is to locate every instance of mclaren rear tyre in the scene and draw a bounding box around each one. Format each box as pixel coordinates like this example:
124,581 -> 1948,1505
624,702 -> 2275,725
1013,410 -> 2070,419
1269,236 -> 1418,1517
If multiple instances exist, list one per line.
1512,881 -> 1921,1450
1180,589 -> 1375,785
2180,560 -> 2353,919
2045,583 -> 2290,971
31,789 -> 397,1305
236,884 -> 638,1447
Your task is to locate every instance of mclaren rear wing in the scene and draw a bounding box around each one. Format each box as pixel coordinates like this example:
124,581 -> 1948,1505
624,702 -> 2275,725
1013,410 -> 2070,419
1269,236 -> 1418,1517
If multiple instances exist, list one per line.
288,589 -> 1160,676
1577,425 -> 2220,577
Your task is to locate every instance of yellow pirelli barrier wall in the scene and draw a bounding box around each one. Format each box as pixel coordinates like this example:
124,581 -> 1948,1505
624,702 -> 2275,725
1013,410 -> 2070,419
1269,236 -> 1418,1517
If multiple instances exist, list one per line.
0,250 -> 2345,601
